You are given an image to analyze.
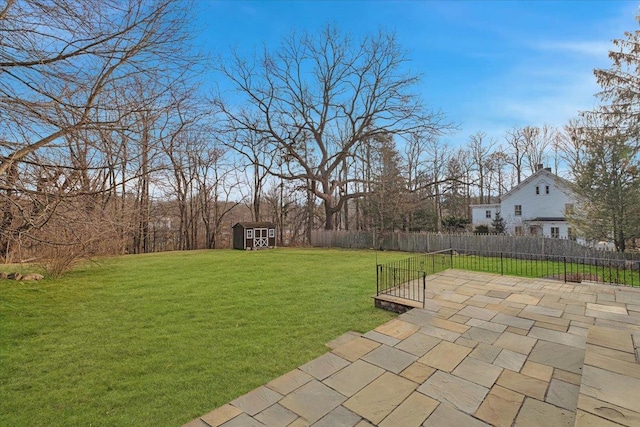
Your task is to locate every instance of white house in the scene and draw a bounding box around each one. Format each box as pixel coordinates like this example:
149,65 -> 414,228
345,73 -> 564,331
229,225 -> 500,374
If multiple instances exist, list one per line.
470,165 -> 577,239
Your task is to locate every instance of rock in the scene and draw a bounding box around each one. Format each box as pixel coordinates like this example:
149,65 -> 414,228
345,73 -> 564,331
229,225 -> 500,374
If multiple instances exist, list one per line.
21,273 -> 44,281
7,272 -> 22,280
0,272 -> 7,279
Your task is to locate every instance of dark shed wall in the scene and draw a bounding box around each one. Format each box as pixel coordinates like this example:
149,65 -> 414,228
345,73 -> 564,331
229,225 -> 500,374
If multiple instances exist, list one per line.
232,224 -> 245,249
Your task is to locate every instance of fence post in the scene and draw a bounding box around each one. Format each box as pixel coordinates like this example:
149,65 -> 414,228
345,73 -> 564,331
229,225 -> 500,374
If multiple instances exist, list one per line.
564,257 -> 567,283
500,252 -> 504,276
450,249 -> 453,270
422,272 -> 426,309
376,264 -> 380,296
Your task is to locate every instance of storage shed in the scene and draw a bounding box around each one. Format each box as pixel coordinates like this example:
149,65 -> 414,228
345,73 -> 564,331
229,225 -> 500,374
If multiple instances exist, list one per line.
232,222 -> 277,250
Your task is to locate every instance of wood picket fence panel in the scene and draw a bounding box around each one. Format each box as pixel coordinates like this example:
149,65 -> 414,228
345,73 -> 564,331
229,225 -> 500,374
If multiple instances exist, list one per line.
310,230 -> 640,262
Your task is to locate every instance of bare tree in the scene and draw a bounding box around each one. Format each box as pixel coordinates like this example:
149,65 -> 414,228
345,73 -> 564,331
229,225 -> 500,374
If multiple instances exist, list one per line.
215,26 -> 449,230
196,146 -> 242,249
468,131 -> 496,204
219,119 -> 276,222
520,125 -> 554,173
485,150 -> 509,200
504,127 -> 527,184
0,0 -> 197,260
0,0 -> 194,176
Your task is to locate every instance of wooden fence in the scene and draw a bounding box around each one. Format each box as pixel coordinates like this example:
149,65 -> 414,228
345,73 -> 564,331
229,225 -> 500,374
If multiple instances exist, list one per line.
310,230 -> 640,262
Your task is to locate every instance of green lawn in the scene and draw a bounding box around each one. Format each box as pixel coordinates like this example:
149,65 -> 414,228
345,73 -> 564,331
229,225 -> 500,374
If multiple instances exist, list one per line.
451,254 -> 640,286
0,248 -> 404,427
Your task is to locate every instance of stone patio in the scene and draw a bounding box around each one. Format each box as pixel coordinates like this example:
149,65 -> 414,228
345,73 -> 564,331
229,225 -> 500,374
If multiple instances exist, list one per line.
183,270 -> 640,427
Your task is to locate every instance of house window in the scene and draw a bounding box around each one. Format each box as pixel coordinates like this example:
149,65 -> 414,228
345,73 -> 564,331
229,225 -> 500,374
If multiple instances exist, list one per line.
485,210 -> 492,219
535,186 -> 539,195
545,185 -> 550,194
514,205 -> 522,216
246,229 -> 253,239
268,228 -> 275,238
515,226 -> 523,236
551,227 -> 560,238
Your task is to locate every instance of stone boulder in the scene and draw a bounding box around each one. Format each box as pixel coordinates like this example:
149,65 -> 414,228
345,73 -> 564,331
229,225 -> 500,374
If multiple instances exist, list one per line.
21,273 -> 44,281
7,272 -> 22,280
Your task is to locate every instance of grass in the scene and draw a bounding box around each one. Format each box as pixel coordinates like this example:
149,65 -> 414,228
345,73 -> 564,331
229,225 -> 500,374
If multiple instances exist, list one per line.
451,254 -> 640,286
0,248 -> 406,427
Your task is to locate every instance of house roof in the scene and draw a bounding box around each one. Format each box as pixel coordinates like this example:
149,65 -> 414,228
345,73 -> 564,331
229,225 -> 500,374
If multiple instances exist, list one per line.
469,203 -> 501,208
526,217 -> 567,222
233,222 -> 276,229
501,168 -> 574,202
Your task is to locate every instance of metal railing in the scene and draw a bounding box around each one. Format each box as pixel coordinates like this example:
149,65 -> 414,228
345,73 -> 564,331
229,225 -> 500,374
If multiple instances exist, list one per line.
376,249 -> 640,305
376,250 -> 452,306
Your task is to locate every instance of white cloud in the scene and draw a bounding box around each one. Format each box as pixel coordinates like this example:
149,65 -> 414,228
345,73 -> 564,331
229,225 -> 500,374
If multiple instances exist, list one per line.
529,40 -> 612,58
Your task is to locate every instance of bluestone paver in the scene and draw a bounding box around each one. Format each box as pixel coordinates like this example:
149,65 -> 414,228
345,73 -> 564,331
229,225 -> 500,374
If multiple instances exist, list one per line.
469,342 -> 502,363
374,318 -> 420,340
220,413 -> 266,427
230,386 -> 282,416
332,337 -> 380,362
323,360 -> 384,397
546,379 -> 579,411
254,403 -> 298,427
452,356 -> 503,388
520,361 -> 553,382
422,403 -> 491,427
299,352 -> 350,380
474,384 -> 524,427
343,372 -> 416,424
528,326 -> 586,349
418,371 -> 489,413
493,348 -> 527,372
399,361 -> 435,383
461,326 -> 502,345
266,369 -> 313,395
496,369 -> 548,400
514,397 -> 575,426
393,331 -> 440,356
360,344 -> 417,374
493,331 -> 537,354
528,340 -> 585,374
279,380 -> 346,424
377,391 -> 438,427
312,405 -> 361,427
418,340 -> 472,372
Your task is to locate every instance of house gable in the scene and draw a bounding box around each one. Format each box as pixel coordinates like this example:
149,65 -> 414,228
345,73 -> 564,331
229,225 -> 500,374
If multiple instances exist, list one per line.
470,167 -> 577,238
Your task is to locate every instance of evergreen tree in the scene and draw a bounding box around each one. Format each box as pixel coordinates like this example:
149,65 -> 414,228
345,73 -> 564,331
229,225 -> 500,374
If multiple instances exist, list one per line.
491,211 -> 506,234
569,16 -> 640,251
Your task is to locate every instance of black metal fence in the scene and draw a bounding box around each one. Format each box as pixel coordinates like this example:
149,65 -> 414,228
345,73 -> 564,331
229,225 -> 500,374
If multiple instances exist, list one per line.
376,250 -> 452,304
451,250 -> 640,286
376,248 -> 640,304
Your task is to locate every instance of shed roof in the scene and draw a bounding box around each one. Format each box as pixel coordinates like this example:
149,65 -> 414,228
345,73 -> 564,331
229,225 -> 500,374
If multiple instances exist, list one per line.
233,222 -> 276,229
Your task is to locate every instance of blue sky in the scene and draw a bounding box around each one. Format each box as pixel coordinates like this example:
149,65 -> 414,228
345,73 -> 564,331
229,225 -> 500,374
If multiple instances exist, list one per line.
196,0 -> 638,148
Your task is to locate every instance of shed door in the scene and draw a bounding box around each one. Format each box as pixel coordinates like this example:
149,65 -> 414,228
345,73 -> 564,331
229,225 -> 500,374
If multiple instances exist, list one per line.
254,228 -> 268,248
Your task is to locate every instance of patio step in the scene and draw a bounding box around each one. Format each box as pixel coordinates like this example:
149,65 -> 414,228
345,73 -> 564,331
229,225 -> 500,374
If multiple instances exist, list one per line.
575,326 -> 640,426
373,293 -> 423,313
